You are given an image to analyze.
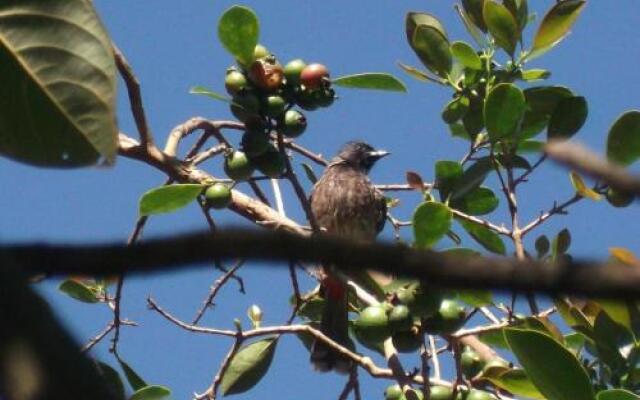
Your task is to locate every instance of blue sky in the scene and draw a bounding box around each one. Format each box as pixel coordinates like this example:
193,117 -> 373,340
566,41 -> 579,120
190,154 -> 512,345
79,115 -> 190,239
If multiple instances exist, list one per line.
1,1 -> 639,399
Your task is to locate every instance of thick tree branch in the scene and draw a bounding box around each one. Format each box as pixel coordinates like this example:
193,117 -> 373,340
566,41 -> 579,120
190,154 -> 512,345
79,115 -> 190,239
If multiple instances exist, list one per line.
4,228 -> 640,299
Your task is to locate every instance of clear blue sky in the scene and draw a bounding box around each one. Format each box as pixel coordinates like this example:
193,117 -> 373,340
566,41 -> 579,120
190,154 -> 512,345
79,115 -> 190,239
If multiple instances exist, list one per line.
1,1 -> 639,399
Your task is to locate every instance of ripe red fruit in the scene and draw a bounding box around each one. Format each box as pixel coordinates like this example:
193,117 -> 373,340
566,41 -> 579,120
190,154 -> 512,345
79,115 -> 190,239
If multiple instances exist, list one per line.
300,63 -> 330,89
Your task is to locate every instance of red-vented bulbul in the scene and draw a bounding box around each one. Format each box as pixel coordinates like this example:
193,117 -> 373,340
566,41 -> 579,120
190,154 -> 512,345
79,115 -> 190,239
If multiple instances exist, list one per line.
309,141 -> 389,373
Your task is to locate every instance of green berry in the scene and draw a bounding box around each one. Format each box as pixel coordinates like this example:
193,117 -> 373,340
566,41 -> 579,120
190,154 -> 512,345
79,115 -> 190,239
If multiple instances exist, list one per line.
204,183 -> 232,209
399,389 -> 424,400
263,95 -> 287,118
384,384 -> 402,400
251,146 -> 286,178
225,70 -> 248,95
423,299 -> 466,335
466,389 -> 497,400
430,386 -> 454,400
388,304 -> 414,333
295,87 -> 319,111
315,88 -> 336,108
392,330 -> 421,353
606,187 -> 634,208
224,151 -> 254,181
230,92 -> 261,123
241,131 -> 270,157
355,305 -> 390,343
397,284 -> 442,318
282,109 -> 307,138
461,347 -> 484,378
284,59 -> 307,85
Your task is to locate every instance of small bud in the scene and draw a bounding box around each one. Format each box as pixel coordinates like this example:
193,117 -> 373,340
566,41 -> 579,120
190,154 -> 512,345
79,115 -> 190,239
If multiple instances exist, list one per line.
248,304 -> 263,328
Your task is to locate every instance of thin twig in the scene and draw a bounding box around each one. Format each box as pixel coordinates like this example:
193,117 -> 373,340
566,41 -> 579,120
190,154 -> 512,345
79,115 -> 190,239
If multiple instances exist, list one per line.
287,261 -> 302,324
450,209 -> 510,236
514,154 -> 547,186
520,194 -> 583,236
192,260 -> 246,325
248,180 -> 271,206
285,141 -> 328,166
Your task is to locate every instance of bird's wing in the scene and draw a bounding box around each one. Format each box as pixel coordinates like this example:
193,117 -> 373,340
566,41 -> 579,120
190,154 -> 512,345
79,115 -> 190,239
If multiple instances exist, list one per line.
374,188 -> 387,235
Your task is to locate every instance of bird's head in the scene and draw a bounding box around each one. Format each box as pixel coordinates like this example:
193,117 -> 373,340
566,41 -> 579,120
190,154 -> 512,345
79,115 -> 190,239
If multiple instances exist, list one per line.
334,141 -> 390,173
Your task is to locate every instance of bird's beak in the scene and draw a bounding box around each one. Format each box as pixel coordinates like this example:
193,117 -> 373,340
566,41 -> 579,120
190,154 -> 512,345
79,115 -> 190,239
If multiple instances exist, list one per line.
367,150 -> 390,160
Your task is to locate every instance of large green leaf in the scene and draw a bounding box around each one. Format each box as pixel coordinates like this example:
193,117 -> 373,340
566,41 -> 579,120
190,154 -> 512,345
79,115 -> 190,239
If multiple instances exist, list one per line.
521,86 -> 573,139
435,160 -> 463,200
0,0 -> 117,167
462,96 -> 486,139
461,0 -> 488,32
606,111 -> 640,166
332,73 -> 406,92
458,219 -> 506,254
484,83 -> 526,141
413,202 -> 453,248
592,311 -> 632,373
218,6 -> 259,65
139,184 -> 205,217
406,12 -> 447,42
442,96 -> 470,124
485,369 -> 545,400
483,1 -> 519,56
117,358 -> 147,391
505,328 -> 595,400
221,337 -> 278,395
597,389 -> 640,400
451,186 -> 499,216
530,0 -> 586,60
96,362 -> 126,400
129,385 -> 171,400
504,0 -> 529,31
548,96 -> 588,140
411,25 -> 452,78
455,4 -> 489,47
451,41 -> 482,70
58,279 -> 99,304
451,157 -> 493,200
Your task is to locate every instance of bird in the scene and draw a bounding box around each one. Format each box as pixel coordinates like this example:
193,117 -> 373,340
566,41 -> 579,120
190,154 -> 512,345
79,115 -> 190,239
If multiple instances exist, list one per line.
309,141 -> 389,373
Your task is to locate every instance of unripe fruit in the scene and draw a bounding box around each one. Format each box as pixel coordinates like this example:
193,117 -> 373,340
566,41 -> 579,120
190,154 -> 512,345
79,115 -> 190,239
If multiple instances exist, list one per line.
224,151 -> 254,181
225,70 -> 249,95
384,384 -> 402,400
241,131 -> 270,157
392,330 -> 422,353
423,299 -> 466,335
399,389 -> 424,400
248,59 -> 284,91
315,88 -> 336,108
430,386 -> 454,400
282,109 -> 307,138
204,183 -> 232,209
252,146 -> 286,178
263,95 -> 286,118
284,59 -> 307,85
606,187 -> 634,208
295,88 -> 319,111
230,92 -> 260,122
461,347 -> 484,378
300,63 -> 330,89
355,305 -> 390,343
253,44 -> 270,60
397,284 -> 442,318
388,304 -> 414,333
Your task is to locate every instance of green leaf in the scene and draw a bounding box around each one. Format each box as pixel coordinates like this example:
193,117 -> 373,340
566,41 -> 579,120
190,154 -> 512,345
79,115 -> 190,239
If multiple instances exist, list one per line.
548,96 -> 588,140
484,83 -> 526,141
564,332 -> 586,353
58,279 -> 100,303
517,140 -> 545,153
406,13 -> 452,77
96,362 -> 126,400
221,337 -> 278,395
190,86 -> 233,103
117,358 -> 147,391
535,235 -> 550,257
519,69 -> 551,82
332,73 -> 406,92
597,300 -> 632,331
597,389 -> 640,400
569,171 -> 602,201
397,62 -> 434,83
455,4 -> 489,47
139,184 -> 205,217
218,6 -> 260,65
442,96 -> 470,124
504,0 -> 529,31
463,96 -> 486,139
451,157 -> 493,200
458,219 -> 506,254
413,202 -> 453,248
130,385 -> 171,400
461,0 -> 488,32
483,1 -> 519,56
479,329 -> 509,349
449,122 -> 471,141
435,160 -> 463,201
0,0 -> 117,167
522,86 -> 573,139
485,369 -> 545,400
300,163 -> 317,184
505,328 -> 595,400
530,0 -> 586,60
552,228 -> 571,257
457,290 -> 493,307
593,311 -> 631,372
451,41 -> 482,70
451,186 -> 499,216
607,111 -> 640,166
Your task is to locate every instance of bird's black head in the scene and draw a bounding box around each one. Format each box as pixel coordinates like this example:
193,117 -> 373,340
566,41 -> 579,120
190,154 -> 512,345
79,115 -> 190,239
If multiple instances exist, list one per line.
334,141 -> 390,173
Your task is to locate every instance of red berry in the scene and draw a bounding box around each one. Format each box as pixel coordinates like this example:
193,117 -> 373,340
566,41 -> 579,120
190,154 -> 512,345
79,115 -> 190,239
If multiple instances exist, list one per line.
300,63 -> 330,89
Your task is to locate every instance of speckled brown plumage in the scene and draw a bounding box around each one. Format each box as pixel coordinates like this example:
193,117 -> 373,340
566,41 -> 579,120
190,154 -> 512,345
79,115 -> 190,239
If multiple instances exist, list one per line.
309,141 -> 388,373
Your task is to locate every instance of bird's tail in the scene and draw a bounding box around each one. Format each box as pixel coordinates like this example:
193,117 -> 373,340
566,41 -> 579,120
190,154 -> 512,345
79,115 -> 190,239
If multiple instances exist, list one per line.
310,276 -> 353,374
